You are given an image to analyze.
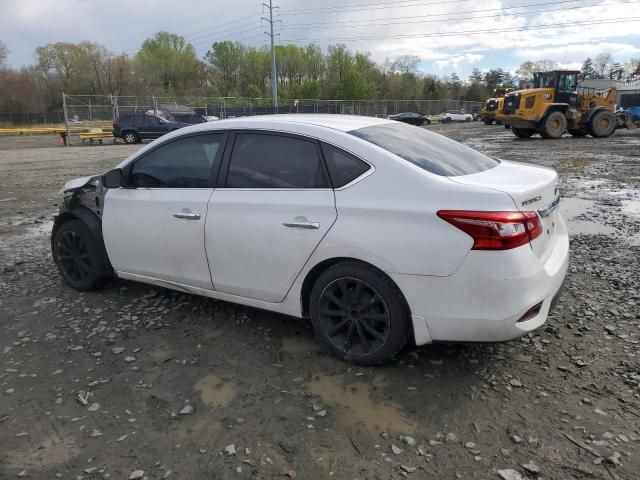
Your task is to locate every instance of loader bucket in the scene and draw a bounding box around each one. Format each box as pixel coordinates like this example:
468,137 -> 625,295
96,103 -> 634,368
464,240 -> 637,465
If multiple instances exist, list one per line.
616,111 -> 636,130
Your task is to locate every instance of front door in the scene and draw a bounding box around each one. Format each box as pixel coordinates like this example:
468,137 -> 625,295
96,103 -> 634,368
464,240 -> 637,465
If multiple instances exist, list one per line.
556,72 -> 578,107
205,131 -> 337,302
103,133 -> 226,290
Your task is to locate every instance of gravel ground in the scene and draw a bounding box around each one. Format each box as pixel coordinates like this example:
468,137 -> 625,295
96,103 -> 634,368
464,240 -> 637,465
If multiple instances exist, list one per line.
1,124 -> 639,480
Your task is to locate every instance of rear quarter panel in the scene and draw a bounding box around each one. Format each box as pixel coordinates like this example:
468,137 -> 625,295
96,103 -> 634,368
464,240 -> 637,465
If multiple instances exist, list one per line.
306,131 -> 520,277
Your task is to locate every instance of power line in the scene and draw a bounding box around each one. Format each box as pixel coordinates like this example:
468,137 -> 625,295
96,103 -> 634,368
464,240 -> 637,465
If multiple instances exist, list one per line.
283,0 -> 615,29
281,0 -> 476,15
281,16 -> 640,43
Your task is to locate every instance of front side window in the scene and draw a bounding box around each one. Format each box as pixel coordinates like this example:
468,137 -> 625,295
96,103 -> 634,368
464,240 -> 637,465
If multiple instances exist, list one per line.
350,122 -> 499,177
227,133 -> 329,188
129,134 -> 223,188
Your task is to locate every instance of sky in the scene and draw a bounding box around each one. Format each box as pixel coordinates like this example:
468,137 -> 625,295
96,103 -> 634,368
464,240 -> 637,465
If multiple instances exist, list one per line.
1,0 -> 639,78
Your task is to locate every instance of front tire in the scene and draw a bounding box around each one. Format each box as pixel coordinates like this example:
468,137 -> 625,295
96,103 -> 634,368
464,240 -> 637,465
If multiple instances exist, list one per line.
540,111 -> 567,139
52,219 -> 110,291
512,127 -> 535,138
309,262 -> 411,365
588,110 -> 616,138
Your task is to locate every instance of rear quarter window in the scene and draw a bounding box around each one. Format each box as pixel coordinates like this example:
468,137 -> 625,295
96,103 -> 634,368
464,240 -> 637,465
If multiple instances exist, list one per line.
349,122 -> 498,177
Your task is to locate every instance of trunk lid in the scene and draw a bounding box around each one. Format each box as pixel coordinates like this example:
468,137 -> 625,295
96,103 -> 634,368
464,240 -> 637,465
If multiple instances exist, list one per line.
449,160 -> 560,262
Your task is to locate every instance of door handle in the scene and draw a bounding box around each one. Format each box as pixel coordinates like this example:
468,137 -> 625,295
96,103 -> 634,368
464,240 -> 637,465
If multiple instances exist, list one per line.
173,212 -> 201,220
283,221 -> 320,229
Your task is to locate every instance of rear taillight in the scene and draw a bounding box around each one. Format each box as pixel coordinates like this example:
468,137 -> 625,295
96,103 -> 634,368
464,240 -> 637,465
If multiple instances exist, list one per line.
437,210 -> 542,250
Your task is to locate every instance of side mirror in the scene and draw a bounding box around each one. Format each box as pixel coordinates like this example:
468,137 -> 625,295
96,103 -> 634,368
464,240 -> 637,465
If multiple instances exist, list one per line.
102,168 -> 123,189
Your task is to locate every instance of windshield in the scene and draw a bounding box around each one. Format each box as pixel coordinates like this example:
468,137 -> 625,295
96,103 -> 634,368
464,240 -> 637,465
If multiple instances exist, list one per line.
534,72 -> 556,89
349,122 -> 499,177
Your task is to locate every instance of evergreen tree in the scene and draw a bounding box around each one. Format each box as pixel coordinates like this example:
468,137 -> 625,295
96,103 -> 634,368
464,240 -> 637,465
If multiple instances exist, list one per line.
580,58 -> 596,80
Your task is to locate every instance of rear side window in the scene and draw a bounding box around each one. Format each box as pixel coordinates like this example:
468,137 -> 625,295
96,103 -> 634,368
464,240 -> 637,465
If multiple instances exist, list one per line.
227,133 -> 329,188
321,143 -> 370,187
349,122 -> 498,177
129,134 -> 223,188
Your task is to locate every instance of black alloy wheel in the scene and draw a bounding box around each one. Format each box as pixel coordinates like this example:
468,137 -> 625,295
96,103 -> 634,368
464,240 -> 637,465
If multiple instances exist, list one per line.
53,219 -> 110,291
57,230 -> 92,284
309,262 -> 411,365
318,277 -> 391,356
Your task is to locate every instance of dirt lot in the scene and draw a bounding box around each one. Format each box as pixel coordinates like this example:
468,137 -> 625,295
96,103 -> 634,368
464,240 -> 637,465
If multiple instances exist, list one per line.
1,124 -> 639,480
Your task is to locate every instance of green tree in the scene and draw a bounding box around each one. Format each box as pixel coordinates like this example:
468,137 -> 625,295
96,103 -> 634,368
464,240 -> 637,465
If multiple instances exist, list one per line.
136,32 -> 200,94
580,58 -> 596,80
205,41 -> 245,96
468,68 -> 483,84
608,62 -> 624,80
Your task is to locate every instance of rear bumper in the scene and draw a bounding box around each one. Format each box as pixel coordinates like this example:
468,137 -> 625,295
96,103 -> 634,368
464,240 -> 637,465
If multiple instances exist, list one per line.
392,217 -> 569,345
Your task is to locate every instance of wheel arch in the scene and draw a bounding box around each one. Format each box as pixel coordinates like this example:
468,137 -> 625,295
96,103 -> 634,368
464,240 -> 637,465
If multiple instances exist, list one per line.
300,257 -> 412,321
51,206 -> 113,274
540,103 -> 569,122
581,106 -> 608,125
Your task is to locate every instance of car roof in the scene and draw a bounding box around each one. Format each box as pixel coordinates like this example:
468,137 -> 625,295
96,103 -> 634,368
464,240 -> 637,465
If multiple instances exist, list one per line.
187,114 -> 394,133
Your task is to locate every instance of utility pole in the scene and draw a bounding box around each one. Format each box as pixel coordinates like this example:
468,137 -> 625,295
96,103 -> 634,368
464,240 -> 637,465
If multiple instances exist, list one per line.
263,0 -> 279,112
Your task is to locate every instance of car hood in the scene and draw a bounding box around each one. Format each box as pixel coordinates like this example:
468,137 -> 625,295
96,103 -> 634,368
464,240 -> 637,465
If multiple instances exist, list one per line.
62,175 -> 99,193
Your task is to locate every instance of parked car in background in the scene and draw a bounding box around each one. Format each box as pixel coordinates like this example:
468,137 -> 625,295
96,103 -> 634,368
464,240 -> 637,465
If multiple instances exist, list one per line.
112,114 -> 187,144
205,115 -> 220,121
388,112 -> 431,126
53,115 -> 568,365
441,110 -> 473,123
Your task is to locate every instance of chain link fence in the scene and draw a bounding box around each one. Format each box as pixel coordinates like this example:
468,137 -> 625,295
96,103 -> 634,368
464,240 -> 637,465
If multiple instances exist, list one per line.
0,94 -> 484,143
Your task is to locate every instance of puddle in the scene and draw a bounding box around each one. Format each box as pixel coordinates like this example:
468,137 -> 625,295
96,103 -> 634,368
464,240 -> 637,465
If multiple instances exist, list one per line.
307,374 -> 415,434
559,197 -> 619,236
150,344 -> 176,363
622,199 -> 640,217
6,435 -> 79,471
281,337 -> 319,354
194,374 -> 236,407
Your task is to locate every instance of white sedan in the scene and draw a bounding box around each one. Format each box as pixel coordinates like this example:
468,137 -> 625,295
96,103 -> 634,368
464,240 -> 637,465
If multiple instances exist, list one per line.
52,115 -> 568,365
442,110 -> 473,123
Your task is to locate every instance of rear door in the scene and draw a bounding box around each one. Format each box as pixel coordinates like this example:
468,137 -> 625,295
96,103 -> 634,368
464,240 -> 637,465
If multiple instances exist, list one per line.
205,131 -> 337,302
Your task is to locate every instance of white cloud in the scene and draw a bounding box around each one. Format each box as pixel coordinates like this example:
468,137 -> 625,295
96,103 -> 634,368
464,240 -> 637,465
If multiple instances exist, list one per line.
434,53 -> 485,70
514,42 -> 640,62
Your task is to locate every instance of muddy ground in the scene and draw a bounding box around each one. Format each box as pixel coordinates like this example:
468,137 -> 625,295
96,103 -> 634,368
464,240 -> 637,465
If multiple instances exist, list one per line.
1,123 -> 639,480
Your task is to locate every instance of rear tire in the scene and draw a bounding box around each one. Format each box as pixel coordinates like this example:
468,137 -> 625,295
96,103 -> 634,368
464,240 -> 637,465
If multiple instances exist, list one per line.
512,127 -> 535,138
122,131 -> 139,144
540,111 -> 567,139
465,117 -> 471,122
588,110 -> 616,138
52,219 -> 110,291
309,262 -> 411,366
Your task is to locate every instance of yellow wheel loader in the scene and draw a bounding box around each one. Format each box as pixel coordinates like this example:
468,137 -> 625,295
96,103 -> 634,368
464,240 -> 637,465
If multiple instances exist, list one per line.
496,70 -> 635,139
480,88 -> 512,125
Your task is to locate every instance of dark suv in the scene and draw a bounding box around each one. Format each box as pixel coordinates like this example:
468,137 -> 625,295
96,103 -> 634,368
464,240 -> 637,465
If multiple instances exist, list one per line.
113,114 -> 187,144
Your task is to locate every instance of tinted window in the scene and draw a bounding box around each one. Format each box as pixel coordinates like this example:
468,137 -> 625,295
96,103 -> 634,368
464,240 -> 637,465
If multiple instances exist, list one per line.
227,133 -> 328,188
349,122 -> 498,177
321,143 -> 370,187
129,134 -> 223,188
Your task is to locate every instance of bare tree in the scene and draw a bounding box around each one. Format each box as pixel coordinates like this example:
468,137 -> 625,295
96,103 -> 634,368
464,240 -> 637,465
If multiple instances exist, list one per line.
0,41 -> 8,68
391,55 -> 420,75
594,53 -> 613,79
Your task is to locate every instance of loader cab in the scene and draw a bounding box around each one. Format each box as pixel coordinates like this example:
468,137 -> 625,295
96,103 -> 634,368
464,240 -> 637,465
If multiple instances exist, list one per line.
533,70 -> 579,106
